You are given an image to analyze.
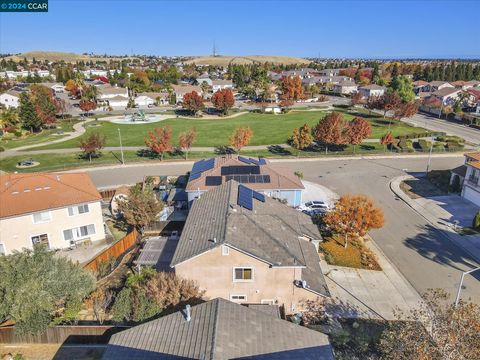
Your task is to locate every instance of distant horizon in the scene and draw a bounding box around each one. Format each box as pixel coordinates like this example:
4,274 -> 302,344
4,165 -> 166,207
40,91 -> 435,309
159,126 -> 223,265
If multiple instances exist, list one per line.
1,1 -> 479,59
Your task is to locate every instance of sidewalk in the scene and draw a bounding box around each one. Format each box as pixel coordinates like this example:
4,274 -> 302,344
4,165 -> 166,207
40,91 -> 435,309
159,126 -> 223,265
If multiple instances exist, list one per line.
390,175 -> 480,263
321,236 -> 423,321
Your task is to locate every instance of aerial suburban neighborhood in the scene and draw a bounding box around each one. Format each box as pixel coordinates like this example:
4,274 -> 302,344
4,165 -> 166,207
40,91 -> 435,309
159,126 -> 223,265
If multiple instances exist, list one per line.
0,0 -> 479,359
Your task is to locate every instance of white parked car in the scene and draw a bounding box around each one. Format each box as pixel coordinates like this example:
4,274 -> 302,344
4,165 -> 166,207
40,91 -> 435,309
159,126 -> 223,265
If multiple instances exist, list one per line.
299,201 -> 330,212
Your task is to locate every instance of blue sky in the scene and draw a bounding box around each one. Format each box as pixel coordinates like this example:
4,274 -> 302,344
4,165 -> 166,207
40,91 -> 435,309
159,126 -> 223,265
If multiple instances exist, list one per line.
1,0 -> 479,58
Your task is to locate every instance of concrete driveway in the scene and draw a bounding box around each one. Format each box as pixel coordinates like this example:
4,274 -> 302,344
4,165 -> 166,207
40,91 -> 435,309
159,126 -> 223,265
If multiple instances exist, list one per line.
302,180 -> 339,207
423,195 -> 479,228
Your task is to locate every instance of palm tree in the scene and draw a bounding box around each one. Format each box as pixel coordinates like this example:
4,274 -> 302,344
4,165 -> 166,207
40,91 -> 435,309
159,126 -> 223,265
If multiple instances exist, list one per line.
74,72 -> 85,98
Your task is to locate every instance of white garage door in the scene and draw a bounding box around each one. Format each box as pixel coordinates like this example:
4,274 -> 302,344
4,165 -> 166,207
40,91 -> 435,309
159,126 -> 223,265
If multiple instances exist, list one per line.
463,186 -> 480,207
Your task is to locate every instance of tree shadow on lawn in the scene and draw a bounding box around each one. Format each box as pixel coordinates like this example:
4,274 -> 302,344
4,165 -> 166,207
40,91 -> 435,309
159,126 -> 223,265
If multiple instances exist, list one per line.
404,223 -> 480,277
267,144 -> 292,156
214,146 -> 235,155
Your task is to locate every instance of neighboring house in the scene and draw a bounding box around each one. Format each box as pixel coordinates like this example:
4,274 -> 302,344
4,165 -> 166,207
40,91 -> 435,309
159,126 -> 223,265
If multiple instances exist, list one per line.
107,95 -> 129,108
426,81 -> 454,92
97,85 -> 129,100
413,80 -> 429,94
0,89 -> 22,108
458,152 -> 480,206
0,70 -> 51,79
465,80 -> 480,89
134,95 -> 154,107
103,298 -> 334,360
135,92 -> 169,106
431,87 -> 462,106
40,82 -> 65,94
185,156 -> 305,206
0,172 -> 104,255
358,84 -> 386,98
450,81 -> 468,90
171,84 -> 203,103
333,81 -> 358,95
171,181 -> 330,313
211,79 -> 233,92
318,68 -> 342,77
196,73 -> 213,86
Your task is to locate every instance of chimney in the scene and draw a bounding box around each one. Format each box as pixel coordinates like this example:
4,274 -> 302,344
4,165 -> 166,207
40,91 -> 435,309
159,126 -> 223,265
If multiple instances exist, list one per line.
185,304 -> 191,322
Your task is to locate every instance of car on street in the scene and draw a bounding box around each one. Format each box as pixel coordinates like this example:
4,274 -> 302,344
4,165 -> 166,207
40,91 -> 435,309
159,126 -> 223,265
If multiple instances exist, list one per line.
299,200 -> 330,212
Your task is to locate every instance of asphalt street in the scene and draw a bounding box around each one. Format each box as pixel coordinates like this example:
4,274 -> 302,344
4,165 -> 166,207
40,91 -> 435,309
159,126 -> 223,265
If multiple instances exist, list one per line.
85,155 -> 480,304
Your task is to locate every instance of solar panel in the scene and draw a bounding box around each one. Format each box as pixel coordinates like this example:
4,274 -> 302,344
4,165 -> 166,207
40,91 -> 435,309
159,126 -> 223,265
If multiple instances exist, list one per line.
221,165 -> 260,176
252,190 -> 266,202
238,185 -> 253,210
248,175 -> 256,183
205,176 -> 222,186
258,158 -> 267,165
263,175 -> 271,183
238,156 -> 252,164
189,172 -> 201,181
225,175 -> 234,182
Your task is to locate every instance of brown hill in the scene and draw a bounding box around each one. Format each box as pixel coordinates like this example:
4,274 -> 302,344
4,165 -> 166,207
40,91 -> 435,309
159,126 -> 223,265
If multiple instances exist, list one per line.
5,51 -> 136,63
184,55 -> 309,66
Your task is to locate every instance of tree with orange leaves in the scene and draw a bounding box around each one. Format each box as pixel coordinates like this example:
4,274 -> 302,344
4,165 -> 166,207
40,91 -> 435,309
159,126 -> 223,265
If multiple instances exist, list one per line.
291,123 -> 313,156
380,132 -> 394,152
312,111 -> 348,154
178,127 -> 196,160
346,117 -> 372,153
145,126 -> 172,160
350,92 -> 363,106
324,194 -> 384,248
229,126 -> 253,153
393,101 -> 418,120
211,89 -> 235,115
182,91 -> 204,116
281,76 -> 304,101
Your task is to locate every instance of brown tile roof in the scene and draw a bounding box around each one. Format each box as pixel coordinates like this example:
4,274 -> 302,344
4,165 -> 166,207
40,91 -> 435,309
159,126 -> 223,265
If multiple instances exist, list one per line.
464,152 -> 480,161
433,87 -> 460,97
0,172 -> 101,218
185,156 -> 304,192
413,80 -> 428,86
451,81 -> 466,86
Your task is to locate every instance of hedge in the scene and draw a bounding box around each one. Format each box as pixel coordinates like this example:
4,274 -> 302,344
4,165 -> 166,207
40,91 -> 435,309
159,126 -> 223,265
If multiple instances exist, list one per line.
397,131 -> 446,140
446,141 -> 465,151
418,139 -> 432,151
436,135 -> 465,143
399,139 -> 415,152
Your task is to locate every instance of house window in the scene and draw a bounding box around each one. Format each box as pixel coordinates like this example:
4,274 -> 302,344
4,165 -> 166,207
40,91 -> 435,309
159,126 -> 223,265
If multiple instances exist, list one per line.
0,244 -> 5,255
230,295 -> 247,302
68,204 -> 90,216
233,267 -> 253,282
32,211 -> 51,224
63,224 -> 96,242
31,233 -> 49,247
222,245 -> 229,256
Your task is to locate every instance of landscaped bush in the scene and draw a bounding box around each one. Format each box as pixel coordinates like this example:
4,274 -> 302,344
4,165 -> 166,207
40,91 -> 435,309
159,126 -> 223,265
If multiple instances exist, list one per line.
398,139 -> 414,152
397,131 -> 445,140
446,141 -> 465,151
0,146 -> 4,152
418,139 -> 432,151
436,135 -> 465,143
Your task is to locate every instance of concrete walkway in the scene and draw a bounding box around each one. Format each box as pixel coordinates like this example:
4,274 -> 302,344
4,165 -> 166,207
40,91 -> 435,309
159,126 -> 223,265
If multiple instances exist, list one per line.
390,175 -> 480,263
322,236 -> 424,320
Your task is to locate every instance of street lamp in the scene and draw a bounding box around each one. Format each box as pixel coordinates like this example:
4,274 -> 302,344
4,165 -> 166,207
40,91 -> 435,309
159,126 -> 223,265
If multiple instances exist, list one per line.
454,267 -> 480,307
425,136 -> 434,176
118,128 -> 125,165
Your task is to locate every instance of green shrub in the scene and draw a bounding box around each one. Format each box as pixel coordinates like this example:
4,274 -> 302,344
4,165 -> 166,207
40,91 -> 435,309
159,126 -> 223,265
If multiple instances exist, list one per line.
399,139 -> 414,152
437,135 -> 465,143
418,139 -> 432,151
472,211 -> 480,230
433,142 -> 445,151
446,141 -> 465,151
0,146 -> 4,152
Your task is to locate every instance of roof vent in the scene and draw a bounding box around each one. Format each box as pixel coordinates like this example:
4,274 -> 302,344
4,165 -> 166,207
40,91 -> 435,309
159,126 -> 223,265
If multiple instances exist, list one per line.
184,304 -> 191,322
24,189 -> 31,193
12,191 -> 19,195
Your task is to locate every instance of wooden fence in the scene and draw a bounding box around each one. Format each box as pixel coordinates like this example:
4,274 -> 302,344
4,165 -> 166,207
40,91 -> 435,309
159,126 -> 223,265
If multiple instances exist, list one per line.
83,229 -> 139,272
0,325 -> 130,344
99,189 -> 116,201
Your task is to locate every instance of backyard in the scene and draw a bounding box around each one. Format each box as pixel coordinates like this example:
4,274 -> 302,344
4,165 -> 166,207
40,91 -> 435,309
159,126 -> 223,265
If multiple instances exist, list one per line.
26,109 -> 425,150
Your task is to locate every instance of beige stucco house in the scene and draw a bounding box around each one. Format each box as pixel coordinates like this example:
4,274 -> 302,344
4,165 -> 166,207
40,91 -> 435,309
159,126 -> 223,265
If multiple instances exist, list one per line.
171,180 -> 330,314
0,172 -> 105,255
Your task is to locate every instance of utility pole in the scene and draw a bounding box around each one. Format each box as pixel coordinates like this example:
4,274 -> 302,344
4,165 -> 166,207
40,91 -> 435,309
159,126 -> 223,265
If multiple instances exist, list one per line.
455,267 -> 480,307
425,136 -> 434,176
118,128 -> 125,165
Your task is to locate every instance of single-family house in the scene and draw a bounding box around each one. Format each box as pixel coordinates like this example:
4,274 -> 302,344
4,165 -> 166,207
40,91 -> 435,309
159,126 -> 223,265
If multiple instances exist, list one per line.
465,80 -> 480,89
333,81 -> 358,95
186,156 -> 304,206
212,79 -> 233,92
171,180 -> 330,313
134,92 -> 169,107
456,152 -> 480,206
97,85 -> 129,100
0,172 -> 105,255
196,73 -> 212,86
103,298 -> 334,359
413,80 -> 429,94
358,84 -> 386,98
133,94 -> 154,107
172,84 -> 203,103
427,81 -> 454,92
431,87 -> 462,106
318,68 -> 342,77
40,82 -> 65,94
0,89 -> 23,108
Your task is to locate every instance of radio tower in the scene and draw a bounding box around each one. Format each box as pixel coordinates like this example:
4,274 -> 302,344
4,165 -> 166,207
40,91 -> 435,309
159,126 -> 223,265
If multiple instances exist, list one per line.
213,40 -> 217,57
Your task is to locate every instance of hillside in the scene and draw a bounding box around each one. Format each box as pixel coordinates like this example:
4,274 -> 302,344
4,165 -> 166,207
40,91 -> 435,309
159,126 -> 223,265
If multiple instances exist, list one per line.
184,55 -> 310,66
5,51 -> 136,63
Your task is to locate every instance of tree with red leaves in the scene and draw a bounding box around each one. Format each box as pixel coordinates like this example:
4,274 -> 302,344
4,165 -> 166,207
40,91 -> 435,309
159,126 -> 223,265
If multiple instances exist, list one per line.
380,132 -> 394,152
229,126 -> 253,153
211,89 -> 235,115
346,117 -> 372,153
350,92 -> 363,106
281,76 -> 304,101
30,85 -> 58,126
178,127 -> 196,160
79,132 -> 106,162
182,91 -> 204,116
394,101 -> 418,120
312,111 -> 348,154
145,126 -> 172,160
79,99 -> 97,115
379,91 -> 402,118
423,96 -> 442,109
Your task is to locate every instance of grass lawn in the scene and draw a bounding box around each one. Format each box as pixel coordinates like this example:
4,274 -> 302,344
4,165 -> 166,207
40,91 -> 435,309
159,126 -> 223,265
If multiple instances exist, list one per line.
105,219 -> 129,242
319,235 -> 381,270
0,119 -> 79,150
29,110 -> 425,150
0,143 -> 391,173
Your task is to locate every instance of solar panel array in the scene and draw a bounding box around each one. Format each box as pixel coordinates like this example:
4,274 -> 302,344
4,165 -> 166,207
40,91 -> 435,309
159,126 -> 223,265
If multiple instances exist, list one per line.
190,158 -> 215,181
238,156 -> 267,166
205,176 -> 222,186
225,175 -> 271,184
237,184 -> 266,210
221,165 -> 260,176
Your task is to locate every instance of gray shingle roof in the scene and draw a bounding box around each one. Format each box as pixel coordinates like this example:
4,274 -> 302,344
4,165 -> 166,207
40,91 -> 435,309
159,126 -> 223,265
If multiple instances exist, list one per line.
103,298 -> 334,360
171,181 -> 329,296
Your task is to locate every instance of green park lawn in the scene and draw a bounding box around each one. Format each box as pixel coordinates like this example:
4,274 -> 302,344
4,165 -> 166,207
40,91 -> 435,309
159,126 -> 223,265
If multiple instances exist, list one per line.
28,110 -> 424,150
0,119 -> 79,150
